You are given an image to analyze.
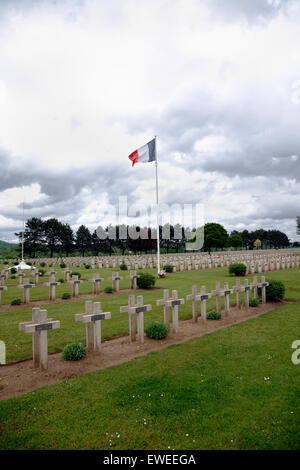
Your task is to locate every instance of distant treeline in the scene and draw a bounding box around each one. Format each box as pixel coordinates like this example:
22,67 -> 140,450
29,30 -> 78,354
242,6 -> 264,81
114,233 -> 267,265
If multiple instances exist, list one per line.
9,217 -> 293,258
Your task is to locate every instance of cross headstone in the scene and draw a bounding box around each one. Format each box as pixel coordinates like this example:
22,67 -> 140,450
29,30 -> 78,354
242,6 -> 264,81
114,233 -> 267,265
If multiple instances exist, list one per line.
258,276 -> 269,303
127,270 -> 140,289
157,289 -> 171,327
0,340 -> 5,364
0,274 -> 6,286
199,286 -> 212,323
120,295 -> 137,341
109,272 -> 123,292
75,300 -> 111,352
63,269 -> 71,282
243,279 -> 251,310
44,275 -> 61,301
164,290 -> 184,333
125,295 -> 152,343
19,307 -> 60,370
17,271 -> 24,286
88,273 -> 105,295
211,281 -> 225,312
186,285 -> 201,323
250,276 -> 259,299
18,278 -> 35,304
0,285 -> 7,305
69,275 -> 83,297
232,279 -> 245,310
223,282 -> 233,316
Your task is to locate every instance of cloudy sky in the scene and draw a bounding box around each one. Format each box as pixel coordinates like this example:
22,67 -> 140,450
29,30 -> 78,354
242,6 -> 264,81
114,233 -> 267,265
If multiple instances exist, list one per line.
1,0 -> 300,242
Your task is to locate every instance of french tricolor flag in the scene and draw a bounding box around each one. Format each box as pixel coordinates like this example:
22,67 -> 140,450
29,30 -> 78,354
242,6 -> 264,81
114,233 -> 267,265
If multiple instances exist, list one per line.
128,138 -> 156,166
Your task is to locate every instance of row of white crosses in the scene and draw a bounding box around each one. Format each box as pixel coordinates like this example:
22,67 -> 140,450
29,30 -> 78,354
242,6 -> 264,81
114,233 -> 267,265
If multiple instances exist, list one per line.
18,275 -> 270,369
1,269 -> 140,305
17,248 -> 300,270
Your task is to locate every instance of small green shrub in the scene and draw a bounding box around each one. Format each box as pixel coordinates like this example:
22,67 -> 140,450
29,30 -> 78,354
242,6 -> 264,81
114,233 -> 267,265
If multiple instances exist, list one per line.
29,279 -> 34,284
26,261 -> 32,266
13,261 -> 19,266
71,271 -> 81,279
39,269 -> 46,277
40,262 -> 46,267
11,298 -> 21,305
58,278 -> 64,283
49,263 -> 53,267
10,267 -> 17,274
163,264 -> 174,273
229,263 -> 247,276
62,343 -> 86,361
249,298 -> 260,307
10,274 -> 16,279
85,264 -> 91,269
104,286 -> 113,293
145,322 -> 169,339
62,292 -> 71,300
60,262 -> 66,269
137,272 -> 156,289
206,310 -> 222,320
258,280 -> 285,302
120,262 -> 128,270
3,261 -> 8,265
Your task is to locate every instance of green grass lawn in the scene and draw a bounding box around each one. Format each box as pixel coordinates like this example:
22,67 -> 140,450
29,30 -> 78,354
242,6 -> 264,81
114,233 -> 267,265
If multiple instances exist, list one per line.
0,298 -> 300,449
1,267 -> 300,362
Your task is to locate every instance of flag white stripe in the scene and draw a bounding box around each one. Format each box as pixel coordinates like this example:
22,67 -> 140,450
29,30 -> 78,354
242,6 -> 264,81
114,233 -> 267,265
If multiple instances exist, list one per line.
137,143 -> 150,163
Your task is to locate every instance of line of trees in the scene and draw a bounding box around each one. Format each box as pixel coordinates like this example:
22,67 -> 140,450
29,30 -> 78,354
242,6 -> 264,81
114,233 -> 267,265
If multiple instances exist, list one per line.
15,218 -> 291,258
16,218 -> 191,258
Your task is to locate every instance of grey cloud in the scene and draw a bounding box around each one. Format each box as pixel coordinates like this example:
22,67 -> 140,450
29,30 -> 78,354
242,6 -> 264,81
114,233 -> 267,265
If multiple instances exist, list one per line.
0,145 -> 138,228
208,0 -> 294,23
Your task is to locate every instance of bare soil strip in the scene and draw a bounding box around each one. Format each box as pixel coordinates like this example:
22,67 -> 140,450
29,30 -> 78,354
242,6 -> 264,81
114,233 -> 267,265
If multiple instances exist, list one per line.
0,301 -> 290,400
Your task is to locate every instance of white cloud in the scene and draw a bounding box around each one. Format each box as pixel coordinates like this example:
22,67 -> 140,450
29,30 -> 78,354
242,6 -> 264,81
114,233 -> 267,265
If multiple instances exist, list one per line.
0,0 -> 300,242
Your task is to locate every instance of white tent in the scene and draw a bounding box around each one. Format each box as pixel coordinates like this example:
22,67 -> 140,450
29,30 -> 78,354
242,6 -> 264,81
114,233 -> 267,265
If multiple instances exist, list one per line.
12,260 -> 31,270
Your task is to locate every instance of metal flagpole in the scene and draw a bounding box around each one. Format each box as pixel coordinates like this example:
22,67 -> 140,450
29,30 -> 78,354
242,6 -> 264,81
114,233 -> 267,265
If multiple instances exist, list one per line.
154,136 -> 161,275
21,201 -> 25,261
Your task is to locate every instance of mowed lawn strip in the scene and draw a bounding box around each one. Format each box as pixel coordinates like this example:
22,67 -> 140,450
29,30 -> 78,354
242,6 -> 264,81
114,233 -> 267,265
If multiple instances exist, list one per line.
1,267 -> 300,362
0,301 -> 299,450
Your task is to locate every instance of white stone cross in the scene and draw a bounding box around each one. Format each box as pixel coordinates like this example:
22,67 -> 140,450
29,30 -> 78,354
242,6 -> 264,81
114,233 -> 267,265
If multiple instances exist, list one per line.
127,270 -> 140,289
156,289 -> 171,327
63,269 -> 72,282
125,295 -> 152,343
18,278 -> 35,304
69,275 -> 83,297
44,274 -> 61,301
186,285 -> 201,323
0,285 -> 7,305
88,273 -> 105,295
109,272 -> 123,292
250,276 -> 259,299
211,282 -> 225,312
243,279 -> 251,310
198,286 -> 212,323
120,294 -> 138,341
75,300 -> 111,352
257,276 -> 269,303
164,290 -> 185,333
0,274 -> 6,286
232,278 -> 246,310
0,340 -> 5,364
223,282 -> 234,316
19,307 -> 60,370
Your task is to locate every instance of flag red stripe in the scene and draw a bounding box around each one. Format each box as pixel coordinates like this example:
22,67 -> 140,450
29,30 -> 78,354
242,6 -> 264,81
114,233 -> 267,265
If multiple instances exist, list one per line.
128,149 -> 138,166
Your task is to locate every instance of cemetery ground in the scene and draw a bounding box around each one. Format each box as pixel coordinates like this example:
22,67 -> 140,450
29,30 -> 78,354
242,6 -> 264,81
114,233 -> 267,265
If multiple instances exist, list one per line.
0,266 -> 300,449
